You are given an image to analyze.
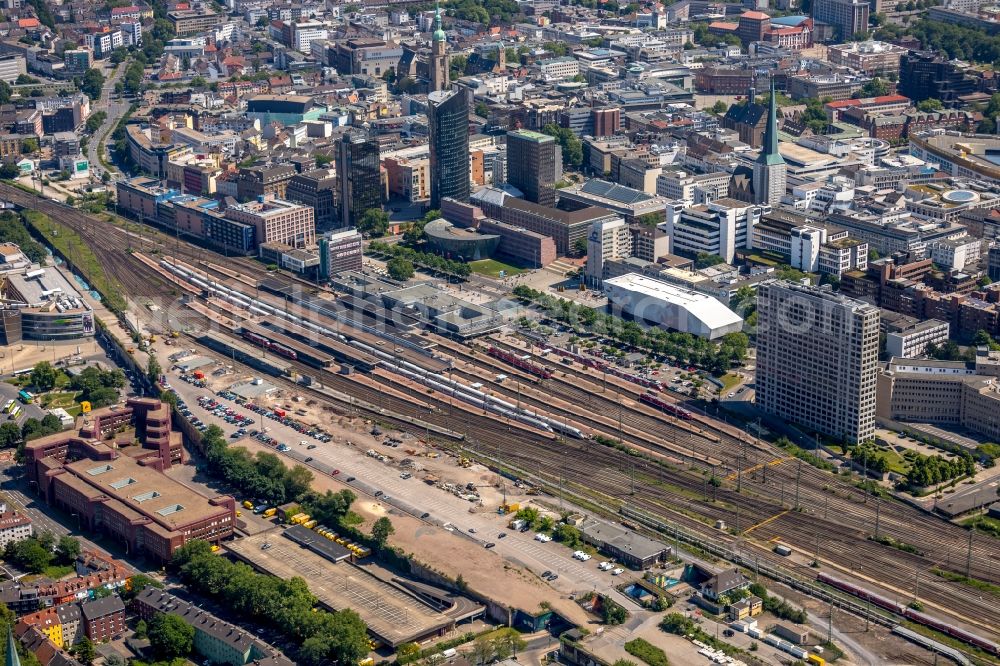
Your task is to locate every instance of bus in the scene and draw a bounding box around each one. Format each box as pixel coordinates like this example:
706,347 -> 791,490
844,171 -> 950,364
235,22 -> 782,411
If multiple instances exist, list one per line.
2,400 -> 14,414
10,406 -> 21,419
12,368 -> 31,378
17,390 -> 33,404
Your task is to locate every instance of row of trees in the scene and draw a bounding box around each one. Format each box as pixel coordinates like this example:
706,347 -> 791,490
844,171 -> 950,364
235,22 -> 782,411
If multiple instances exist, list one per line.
511,285 -> 749,372
878,19 -> 1000,66
4,532 -> 80,574
847,441 -> 891,475
173,540 -> 370,666
368,241 -> 473,278
201,424 -> 314,505
0,212 -> 48,263
748,583 -> 808,624
901,450 -> 975,489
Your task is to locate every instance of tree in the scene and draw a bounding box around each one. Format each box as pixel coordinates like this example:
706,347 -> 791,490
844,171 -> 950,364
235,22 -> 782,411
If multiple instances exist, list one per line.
134,619 -> 148,639
148,614 -> 195,660
6,538 -> 53,573
860,77 -> 892,98
357,208 -> 389,238
56,535 -> 81,564
553,523 -> 581,547
475,101 -> 490,118
387,257 -> 415,281
695,253 -> 725,269
371,516 -> 395,548
917,98 -> 944,112
541,123 -> 583,167
21,138 -> 39,154
710,100 -> 728,114
72,637 -> 96,666
573,237 -> 588,256
973,329 -> 995,348
147,355 -> 161,384
325,609 -> 370,666
30,361 -> 57,392
602,596 -> 628,625
81,68 -> 105,101
122,573 -> 164,601
0,423 -> 21,449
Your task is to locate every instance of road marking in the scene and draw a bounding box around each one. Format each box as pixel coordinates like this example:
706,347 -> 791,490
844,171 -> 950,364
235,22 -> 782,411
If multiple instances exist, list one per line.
741,509 -> 789,537
724,456 -> 790,482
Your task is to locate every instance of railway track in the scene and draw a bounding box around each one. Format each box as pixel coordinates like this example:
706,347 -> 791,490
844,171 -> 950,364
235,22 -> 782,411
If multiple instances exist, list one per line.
6,184 -> 998,645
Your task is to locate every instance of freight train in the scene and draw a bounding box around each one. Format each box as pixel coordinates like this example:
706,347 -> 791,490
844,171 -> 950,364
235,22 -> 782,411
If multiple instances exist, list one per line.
816,572 -> 999,656
640,392 -> 693,420
241,330 -> 299,361
487,346 -> 553,379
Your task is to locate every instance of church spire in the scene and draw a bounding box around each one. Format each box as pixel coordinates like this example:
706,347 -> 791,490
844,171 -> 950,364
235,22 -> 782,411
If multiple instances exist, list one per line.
758,79 -> 784,166
433,0 -> 446,42
6,625 -> 21,666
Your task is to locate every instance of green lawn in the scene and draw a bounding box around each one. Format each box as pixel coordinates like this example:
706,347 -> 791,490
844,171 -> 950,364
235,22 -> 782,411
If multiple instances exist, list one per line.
41,391 -> 80,409
42,564 -> 75,579
719,373 -> 742,392
881,448 -> 909,475
469,258 -> 528,278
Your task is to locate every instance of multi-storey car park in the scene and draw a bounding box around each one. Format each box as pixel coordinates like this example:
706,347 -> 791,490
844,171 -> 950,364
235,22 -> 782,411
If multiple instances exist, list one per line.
2,183 -> 998,655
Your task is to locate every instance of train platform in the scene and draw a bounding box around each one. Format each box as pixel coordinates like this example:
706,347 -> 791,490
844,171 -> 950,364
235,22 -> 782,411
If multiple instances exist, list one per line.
238,322 -> 334,368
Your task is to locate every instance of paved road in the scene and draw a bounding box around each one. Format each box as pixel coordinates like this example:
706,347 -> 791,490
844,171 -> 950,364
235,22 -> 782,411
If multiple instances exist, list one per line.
163,363 -> 638,602
0,462 -> 136,571
86,62 -> 130,181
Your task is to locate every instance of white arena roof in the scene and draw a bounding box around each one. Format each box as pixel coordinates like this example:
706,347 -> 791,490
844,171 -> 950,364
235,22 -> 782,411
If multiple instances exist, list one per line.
603,273 -> 743,340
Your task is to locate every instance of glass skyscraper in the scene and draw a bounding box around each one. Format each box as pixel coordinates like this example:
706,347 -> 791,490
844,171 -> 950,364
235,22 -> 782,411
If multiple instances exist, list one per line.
336,132 -> 382,228
428,89 -> 470,208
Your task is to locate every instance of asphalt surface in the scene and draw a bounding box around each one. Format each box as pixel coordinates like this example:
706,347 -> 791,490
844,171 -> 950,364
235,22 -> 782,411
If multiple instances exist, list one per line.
86,62 -> 131,182
163,363 -> 641,603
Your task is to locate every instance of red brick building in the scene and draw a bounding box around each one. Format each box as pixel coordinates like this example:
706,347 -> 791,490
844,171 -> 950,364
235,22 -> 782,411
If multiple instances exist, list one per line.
25,398 -> 235,563
81,596 -> 125,642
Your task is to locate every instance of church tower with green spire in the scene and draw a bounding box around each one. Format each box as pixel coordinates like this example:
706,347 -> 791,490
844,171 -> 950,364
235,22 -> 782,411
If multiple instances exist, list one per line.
6,624 -> 21,666
752,79 -> 787,206
430,0 -> 449,92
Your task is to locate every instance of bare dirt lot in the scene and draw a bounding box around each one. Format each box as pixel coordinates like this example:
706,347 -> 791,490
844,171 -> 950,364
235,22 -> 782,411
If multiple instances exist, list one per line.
231,436 -> 590,627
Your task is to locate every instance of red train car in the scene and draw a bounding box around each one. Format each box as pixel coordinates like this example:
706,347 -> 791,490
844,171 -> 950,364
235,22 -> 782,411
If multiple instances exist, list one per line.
817,572 -> 999,655
487,346 -> 553,379
639,392 -> 692,420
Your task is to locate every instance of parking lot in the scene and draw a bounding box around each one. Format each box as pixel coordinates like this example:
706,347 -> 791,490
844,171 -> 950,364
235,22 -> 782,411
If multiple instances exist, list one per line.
228,530 -> 453,648
162,361 -> 639,611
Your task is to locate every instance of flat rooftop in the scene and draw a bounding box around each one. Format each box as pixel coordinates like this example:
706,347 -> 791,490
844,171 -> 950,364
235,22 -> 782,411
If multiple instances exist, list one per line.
4,267 -> 88,310
63,454 -> 227,530
578,517 -> 669,561
228,530 -> 452,647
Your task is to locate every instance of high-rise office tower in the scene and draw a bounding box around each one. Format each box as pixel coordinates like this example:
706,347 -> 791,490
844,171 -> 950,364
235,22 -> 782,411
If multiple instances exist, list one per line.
335,132 -> 382,228
756,281 -> 880,444
752,81 -> 786,207
428,89 -> 470,208
812,0 -> 869,40
430,1 -> 449,93
506,129 -> 560,206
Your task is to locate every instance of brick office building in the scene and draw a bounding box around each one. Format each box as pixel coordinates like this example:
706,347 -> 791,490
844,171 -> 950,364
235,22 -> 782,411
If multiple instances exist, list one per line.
25,398 -> 235,563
